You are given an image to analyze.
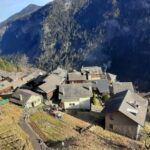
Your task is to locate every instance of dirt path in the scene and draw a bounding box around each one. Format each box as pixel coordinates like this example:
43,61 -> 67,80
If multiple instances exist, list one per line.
19,113 -> 48,150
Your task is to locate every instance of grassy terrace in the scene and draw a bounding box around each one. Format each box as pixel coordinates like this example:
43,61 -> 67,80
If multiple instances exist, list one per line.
30,111 -> 90,142
30,111 -> 147,150
0,103 -> 33,150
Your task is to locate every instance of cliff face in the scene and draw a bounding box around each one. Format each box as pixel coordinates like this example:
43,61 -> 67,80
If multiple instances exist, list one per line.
0,0 -> 150,91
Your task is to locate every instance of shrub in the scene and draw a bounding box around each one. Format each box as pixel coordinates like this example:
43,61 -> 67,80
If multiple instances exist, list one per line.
102,93 -> 110,103
92,93 -> 97,105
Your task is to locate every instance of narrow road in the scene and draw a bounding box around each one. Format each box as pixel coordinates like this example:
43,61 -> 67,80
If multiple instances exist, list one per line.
19,114 -> 48,150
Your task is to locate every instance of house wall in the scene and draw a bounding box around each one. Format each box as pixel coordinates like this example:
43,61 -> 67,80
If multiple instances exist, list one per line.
105,111 -> 139,139
46,91 -> 54,100
69,80 -> 85,84
145,96 -> 150,121
147,105 -> 150,121
88,74 -> 101,80
136,124 -> 141,140
108,77 -> 116,84
79,97 -> 91,110
64,100 -> 80,109
26,95 -> 43,108
63,97 -> 91,110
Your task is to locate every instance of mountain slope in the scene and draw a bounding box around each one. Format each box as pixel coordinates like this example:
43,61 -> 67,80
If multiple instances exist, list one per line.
0,0 -> 150,91
0,3 -> 50,57
0,58 -> 21,72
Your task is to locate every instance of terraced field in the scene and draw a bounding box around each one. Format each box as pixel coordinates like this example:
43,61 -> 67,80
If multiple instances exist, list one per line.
0,103 -> 33,150
30,111 -> 146,150
30,112 -> 90,142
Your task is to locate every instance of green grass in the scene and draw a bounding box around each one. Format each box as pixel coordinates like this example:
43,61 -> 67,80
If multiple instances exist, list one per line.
30,112 -> 77,141
30,112 -> 61,126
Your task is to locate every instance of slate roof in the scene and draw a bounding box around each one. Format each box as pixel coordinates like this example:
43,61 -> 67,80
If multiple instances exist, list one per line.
39,74 -> 65,93
8,72 -> 27,81
12,79 -> 27,89
11,72 -> 41,89
10,89 -> 41,105
0,71 -> 29,81
107,73 -> 117,82
0,80 -> 12,90
112,82 -> 134,94
103,90 -> 148,126
0,70 -> 46,91
0,70 -> 44,81
68,71 -> 87,81
81,66 -> 103,74
91,79 -> 110,93
52,67 -> 68,78
59,83 -> 93,102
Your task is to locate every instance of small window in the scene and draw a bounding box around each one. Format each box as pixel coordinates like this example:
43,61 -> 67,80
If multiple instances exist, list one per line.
130,112 -> 137,116
110,114 -> 114,120
109,124 -> 113,129
69,103 -> 75,106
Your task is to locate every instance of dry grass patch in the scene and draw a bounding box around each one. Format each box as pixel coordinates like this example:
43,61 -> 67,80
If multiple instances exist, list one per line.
66,131 -> 115,150
0,103 -> 33,150
140,122 -> 150,147
0,121 -> 33,150
0,103 -> 22,122
90,125 -> 144,150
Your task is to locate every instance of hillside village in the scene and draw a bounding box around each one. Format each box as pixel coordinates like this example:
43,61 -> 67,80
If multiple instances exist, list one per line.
0,66 -> 149,150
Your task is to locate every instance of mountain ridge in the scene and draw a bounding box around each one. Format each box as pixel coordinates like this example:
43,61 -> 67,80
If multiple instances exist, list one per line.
0,4 -> 41,27
0,0 -> 150,91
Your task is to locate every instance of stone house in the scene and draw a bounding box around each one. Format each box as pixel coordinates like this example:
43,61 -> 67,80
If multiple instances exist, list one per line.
59,83 -> 93,110
68,71 -> 87,84
107,73 -> 117,84
103,90 -> 148,139
38,74 -> 65,100
91,79 -> 110,94
10,89 -> 43,108
143,92 -> 150,121
81,66 -> 103,80
52,67 -> 68,79
112,82 -> 134,94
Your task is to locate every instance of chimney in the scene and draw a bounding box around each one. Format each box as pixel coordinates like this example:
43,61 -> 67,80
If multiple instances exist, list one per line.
60,87 -> 64,95
19,94 -> 23,101
88,85 -> 92,92
62,88 -> 65,95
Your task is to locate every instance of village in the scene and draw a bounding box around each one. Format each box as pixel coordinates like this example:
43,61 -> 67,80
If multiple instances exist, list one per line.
0,66 -> 149,150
